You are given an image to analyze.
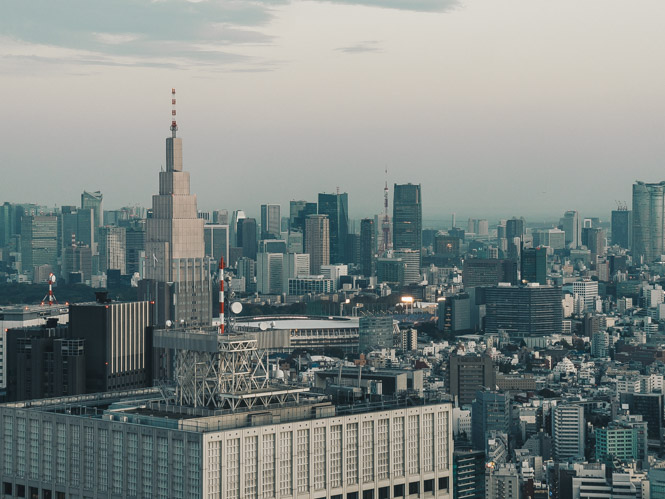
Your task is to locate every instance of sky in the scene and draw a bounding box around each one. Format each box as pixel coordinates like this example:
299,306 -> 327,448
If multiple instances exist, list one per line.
1,0 -> 665,223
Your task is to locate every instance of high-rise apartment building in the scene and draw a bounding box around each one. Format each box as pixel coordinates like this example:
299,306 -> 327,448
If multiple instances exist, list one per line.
572,279 -> 598,312
260,203 -> 281,240
359,218 -> 376,277
611,209 -> 631,249
318,192 -> 348,264
20,215 -> 58,280
305,214 -> 330,274
393,184 -> 422,268
552,404 -> 585,461
141,106 -> 211,326
632,181 -> 665,263
560,210 -> 581,249
394,248 -> 422,285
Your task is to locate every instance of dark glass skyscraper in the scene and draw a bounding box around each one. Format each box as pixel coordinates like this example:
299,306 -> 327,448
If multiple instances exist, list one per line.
359,218 -> 375,277
318,192 -> 348,264
611,209 -> 631,249
521,247 -> 547,285
237,217 -> 258,260
393,183 -> 422,255
289,200 -> 317,233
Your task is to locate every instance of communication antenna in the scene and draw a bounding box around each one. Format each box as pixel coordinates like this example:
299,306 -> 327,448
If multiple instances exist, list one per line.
218,256 -> 225,334
170,88 -> 178,138
41,273 -> 57,306
381,168 -> 391,254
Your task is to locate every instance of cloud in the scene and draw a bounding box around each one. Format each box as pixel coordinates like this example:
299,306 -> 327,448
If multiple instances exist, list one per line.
0,0 -> 457,72
323,0 -> 459,12
336,40 -> 381,54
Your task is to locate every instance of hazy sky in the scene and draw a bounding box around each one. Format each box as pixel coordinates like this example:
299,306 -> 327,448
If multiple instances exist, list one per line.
2,0 -> 664,222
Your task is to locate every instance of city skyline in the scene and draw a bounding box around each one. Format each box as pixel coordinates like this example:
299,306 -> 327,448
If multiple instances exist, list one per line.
2,1 -> 664,218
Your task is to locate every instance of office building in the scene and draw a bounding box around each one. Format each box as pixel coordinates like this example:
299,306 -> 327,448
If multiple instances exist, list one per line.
393,184 -> 422,269
532,228 -> 566,250
320,264 -> 347,291
260,203 -> 281,240
393,249 -> 421,285
237,217 -> 258,260
20,215 -> 58,280
282,252 -> 310,293
141,113 -> 211,327
287,276 -> 334,295
289,200 -> 317,234
521,247 -> 547,285
486,463 -> 520,499
212,209 -> 228,225
318,192 -> 348,264
229,209 -> 246,247
204,224 -> 229,265
81,191 -> 103,250
377,256 -> 405,285
437,294 -> 471,334
434,234 -> 461,257
237,257 -> 256,293
259,239 -> 287,254
305,214 -> 330,274
552,404 -> 585,461
98,225 -> 126,274
581,227 -> 606,261
632,180 -> 665,262
0,304 -> 70,396
620,392 -> 664,441
5,321 -> 85,402
125,221 -> 146,275
471,390 -> 510,451
484,284 -> 563,339
505,218 -> 525,242
61,242 -> 93,283
453,449 -> 485,499
462,259 -> 517,288
560,210 -> 581,248
611,208 -> 631,249
257,252 -> 283,295
358,316 -> 396,353
69,295 -> 152,393
76,207 -> 95,250
449,354 -> 496,406
360,217 -> 376,277
595,425 -> 638,463
572,279 -> 598,312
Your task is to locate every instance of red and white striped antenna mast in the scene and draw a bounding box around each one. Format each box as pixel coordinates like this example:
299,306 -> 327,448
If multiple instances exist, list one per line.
170,88 -> 178,138
41,273 -> 58,306
218,257 -> 225,334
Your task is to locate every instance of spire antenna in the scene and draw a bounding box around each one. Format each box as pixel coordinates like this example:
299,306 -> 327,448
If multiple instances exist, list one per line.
170,88 -> 178,138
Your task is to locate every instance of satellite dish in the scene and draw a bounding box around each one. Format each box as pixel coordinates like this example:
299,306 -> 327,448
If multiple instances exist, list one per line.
231,302 -> 243,315
259,322 -> 268,331
165,320 -> 172,327
50,274 -> 56,284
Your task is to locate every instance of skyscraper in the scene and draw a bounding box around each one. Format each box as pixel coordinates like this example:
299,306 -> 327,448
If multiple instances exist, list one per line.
505,217 -> 525,241
632,181 -> 665,263
560,210 -> 581,248
552,404 -> 585,461
611,208 -> 631,249
141,93 -> 211,326
237,217 -> 258,260
289,200 -> 317,233
521,247 -> 547,285
98,226 -> 126,274
359,218 -> 376,277
393,183 -> 422,267
305,214 -> 330,274
260,203 -> 281,240
318,192 -> 348,264
471,390 -> 510,451
20,215 -> 58,280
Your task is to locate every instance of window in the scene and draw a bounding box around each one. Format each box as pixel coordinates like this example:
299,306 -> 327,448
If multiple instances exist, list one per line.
347,493 -> 358,499
362,421 -> 374,483
438,477 -> 449,490
346,423 -> 359,485
83,427 -> 94,490
296,430 -> 310,493
172,439 -> 185,499
392,417 -> 404,477
156,436 -> 169,498
330,425 -> 343,488
408,481 -> 420,495
127,433 -> 138,497
3,416 -> 13,475
278,432 -> 292,497
377,419 -> 389,480
424,479 -> 434,493
3,482 -> 12,495
407,415 -> 419,475
313,427 -> 326,491
70,425 -> 80,486
42,421 -> 53,482
55,423 -> 66,485
378,486 -> 390,499
422,413 -> 434,473
142,434 -> 153,498
262,434 -> 275,498
226,438 -> 240,499
363,490 -> 375,499
244,436 -> 258,499
394,483 -> 405,497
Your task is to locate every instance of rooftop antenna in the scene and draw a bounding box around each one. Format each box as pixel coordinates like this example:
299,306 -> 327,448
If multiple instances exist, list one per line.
170,88 -> 178,138
41,273 -> 57,306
